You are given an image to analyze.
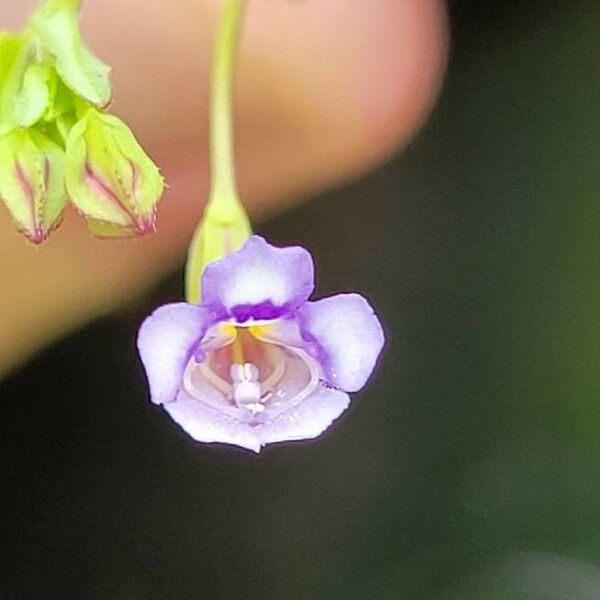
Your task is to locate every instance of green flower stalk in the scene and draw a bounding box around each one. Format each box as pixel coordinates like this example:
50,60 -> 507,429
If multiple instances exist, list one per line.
185,0 -> 251,304
0,0 -> 163,243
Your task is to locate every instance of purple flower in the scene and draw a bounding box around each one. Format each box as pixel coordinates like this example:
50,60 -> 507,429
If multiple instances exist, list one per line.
137,236 -> 384,452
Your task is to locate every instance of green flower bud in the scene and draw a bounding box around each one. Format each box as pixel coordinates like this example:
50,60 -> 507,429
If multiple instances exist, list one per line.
0,128 -> 68,244
29,0 -> 112,108
64,108 -> 163,237
185,196 -> 251,304
0,32 -> 52,135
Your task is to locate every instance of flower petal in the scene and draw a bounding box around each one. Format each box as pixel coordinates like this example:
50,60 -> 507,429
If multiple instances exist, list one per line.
165,390 -> 261,453
137,303 -> 214,405
201,236 -> 314,321
256,385 -> 350,446
251,317 -> 305,348
297,294 -> 385,392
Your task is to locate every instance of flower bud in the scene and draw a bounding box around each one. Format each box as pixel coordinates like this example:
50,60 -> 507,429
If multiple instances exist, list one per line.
0,128 -> 68,244
64,109 -> 164,237
29,0 -> 112,108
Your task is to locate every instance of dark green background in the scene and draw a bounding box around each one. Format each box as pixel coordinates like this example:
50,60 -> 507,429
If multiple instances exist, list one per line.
2,1 -> 600,598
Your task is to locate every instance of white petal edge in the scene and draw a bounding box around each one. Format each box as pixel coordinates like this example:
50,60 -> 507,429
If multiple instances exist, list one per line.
256,385 -> 351,446
165,390 -> 262,453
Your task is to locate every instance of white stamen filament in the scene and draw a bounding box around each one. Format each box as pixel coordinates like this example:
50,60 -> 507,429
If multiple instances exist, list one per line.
230,362 -> 263,413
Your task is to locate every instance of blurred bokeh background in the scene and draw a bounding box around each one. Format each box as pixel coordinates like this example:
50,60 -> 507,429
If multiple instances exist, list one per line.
3,0 -> 600,598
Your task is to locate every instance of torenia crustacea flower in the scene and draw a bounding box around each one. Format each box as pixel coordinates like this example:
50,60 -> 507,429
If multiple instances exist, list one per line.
137,236 -> 385,452
137,0 -> 384,452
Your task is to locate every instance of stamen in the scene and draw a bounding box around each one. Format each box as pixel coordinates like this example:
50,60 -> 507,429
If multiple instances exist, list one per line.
230,362 -> 264,414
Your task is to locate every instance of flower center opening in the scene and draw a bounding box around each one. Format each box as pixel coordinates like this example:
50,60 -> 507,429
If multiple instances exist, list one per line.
182,325 -> 320,422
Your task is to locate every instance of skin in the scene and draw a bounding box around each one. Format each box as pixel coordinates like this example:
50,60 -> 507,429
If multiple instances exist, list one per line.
0,0 -> 448,375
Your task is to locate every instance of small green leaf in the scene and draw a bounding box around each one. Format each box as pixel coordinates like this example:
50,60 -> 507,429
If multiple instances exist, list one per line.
0,32 -> 52,134
30,0 -> 112,108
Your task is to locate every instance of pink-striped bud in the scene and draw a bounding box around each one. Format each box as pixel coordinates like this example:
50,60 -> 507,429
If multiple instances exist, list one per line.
0,129 -> 67,244
64,109 -> 164,237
